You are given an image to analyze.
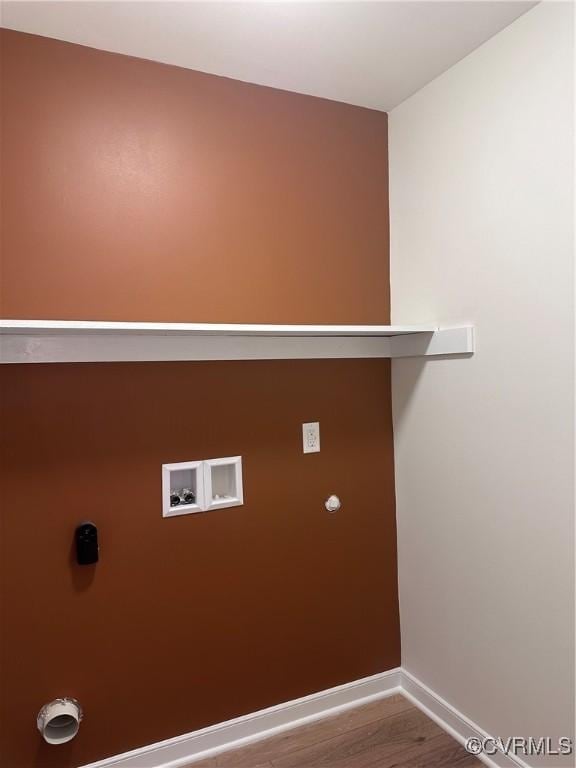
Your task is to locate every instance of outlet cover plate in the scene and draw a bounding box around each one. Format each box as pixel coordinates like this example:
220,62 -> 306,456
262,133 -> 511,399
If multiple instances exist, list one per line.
302,422 -> 320,453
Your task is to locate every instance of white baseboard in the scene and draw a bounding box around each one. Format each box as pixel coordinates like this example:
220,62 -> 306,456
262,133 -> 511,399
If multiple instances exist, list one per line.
401,669 -> 530,768
80,666 -> 532,768
80,668 -> 402,768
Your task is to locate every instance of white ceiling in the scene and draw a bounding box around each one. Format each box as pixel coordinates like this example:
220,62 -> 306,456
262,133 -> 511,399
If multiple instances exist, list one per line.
1,1 -> 537,111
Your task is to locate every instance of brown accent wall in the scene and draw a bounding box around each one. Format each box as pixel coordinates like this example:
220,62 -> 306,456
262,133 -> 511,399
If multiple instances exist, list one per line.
0,29 -> 389,324
0,360 -> 399,768
0,30 -> 398,768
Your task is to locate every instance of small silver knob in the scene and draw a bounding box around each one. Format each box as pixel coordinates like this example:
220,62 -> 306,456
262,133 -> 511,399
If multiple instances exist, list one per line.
325,495 -> 341,513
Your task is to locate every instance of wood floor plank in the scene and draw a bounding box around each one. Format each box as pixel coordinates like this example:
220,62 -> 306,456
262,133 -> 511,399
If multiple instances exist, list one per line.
378,732 -> 483,768
187,697 -> 483,768
189,695 -> 412,768
191,758 -> 273,768
271,707 -> 440,768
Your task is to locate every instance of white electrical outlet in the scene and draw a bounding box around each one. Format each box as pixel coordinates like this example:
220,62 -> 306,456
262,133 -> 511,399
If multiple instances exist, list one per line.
302,422 -> 320,453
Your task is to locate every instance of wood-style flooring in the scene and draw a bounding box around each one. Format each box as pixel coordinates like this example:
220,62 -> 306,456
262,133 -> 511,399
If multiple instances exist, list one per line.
188,694 -> 483,768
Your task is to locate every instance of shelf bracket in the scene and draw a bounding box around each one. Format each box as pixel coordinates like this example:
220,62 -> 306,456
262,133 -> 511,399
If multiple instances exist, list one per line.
389,326 -> 474,358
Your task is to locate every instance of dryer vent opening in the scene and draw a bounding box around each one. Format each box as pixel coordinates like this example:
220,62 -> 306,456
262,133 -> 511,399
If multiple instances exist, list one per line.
37,698 -> 82,744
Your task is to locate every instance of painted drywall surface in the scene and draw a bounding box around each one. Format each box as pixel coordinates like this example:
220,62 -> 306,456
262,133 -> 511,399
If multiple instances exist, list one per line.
0,29 -> 397,768
0,1 -> 537,112
0,360 -> 400,768
0,29 -> 390,324
390,2 -> 574,764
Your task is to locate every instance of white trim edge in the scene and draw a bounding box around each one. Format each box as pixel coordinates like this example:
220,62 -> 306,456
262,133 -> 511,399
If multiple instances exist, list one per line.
79,669 -> 402,768
401,669 -> 531,768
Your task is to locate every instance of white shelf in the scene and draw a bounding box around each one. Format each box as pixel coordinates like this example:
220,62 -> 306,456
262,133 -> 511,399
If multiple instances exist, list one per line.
0,320 -> 436,336
0,320 -> 474,363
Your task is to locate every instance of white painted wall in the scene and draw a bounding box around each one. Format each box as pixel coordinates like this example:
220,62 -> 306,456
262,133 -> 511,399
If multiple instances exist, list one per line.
389,2 -> 574,765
